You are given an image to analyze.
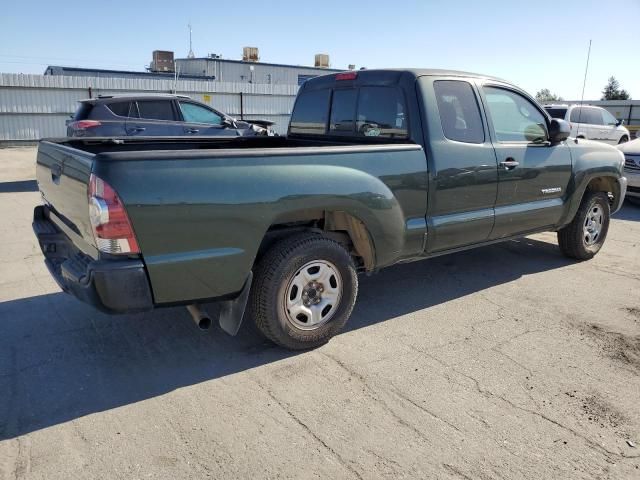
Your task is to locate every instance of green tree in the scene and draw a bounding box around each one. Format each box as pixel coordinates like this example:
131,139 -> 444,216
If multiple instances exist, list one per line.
601,77 -> 631,100
535,88 -> 563,103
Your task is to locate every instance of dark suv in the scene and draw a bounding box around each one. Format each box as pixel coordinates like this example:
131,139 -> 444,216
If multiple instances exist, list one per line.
67,94 -> 272,137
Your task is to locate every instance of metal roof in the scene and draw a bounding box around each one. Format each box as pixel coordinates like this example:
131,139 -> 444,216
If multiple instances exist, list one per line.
44,65 -> 215,81
176,57 -> 344,72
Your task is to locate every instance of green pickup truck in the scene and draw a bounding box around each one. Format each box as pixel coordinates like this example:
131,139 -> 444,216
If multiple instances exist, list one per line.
33,69 -> 627,349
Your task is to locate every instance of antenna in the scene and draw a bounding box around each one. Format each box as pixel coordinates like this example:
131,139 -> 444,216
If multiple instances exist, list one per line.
187,22 -> 195,59
575,39 -> 592,143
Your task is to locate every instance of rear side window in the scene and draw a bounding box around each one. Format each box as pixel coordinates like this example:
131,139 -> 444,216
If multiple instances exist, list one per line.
73,103 -> 93,120
137,100 -> 176,121
356,87 -> 407,138
544,107 -> 567,120
569,107 -> 585,123
434,80 -> 484,143
289,89 -> 331,135
107,102 -> 132,117
570,107 -> 603,125
588,107 -> 604,125
329,89 -> 357,133
601,109 -> 618,125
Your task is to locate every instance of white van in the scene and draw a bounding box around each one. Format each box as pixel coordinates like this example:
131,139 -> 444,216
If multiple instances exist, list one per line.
544,104 -> 630,144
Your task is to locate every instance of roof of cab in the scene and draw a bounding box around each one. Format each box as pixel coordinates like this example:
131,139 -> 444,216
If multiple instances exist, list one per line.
302,68 -> 512,89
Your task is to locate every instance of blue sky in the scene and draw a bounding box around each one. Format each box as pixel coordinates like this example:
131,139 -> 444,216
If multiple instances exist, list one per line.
1,0 -> 638,100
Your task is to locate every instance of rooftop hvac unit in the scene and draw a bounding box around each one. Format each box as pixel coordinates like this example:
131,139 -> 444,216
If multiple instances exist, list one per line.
315,54 -> 330,68
151,50 -> 175,72
243,47 -> 259,62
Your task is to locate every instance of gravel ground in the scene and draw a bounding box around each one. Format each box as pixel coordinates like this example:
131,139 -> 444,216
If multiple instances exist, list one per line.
0,147 -> 639,479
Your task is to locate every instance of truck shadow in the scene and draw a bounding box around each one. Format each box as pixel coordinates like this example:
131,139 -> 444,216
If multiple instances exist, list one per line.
0,236 -> 574,440
614,200 -> 640,221
0,180 -> 38,193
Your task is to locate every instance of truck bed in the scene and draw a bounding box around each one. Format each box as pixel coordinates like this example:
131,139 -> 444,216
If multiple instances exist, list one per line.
46,135 -> 416,155
35,136 -> 428,307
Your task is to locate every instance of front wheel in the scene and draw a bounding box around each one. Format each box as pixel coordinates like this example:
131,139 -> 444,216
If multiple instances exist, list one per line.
618,136 -> 629,144
249,233 -> 358,350
557,191 -> 610,260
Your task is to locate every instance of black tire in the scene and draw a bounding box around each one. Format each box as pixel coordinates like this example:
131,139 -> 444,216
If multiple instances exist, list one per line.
618,136 -> 629,144
249,233 -> 358,350
557,191 -> 610,260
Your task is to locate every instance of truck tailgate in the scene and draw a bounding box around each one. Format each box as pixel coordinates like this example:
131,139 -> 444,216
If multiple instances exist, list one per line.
36,141 -> 97,257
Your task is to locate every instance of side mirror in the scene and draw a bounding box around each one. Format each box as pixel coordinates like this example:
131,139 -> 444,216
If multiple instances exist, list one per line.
615,119 -> 624,127
549,118 -> 571,144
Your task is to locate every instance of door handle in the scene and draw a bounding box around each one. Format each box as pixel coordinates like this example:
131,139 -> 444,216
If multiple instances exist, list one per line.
186,128 -> 199,134
129,126 -> 145,133
499,158 -> 519,170
51,163 -> 62,183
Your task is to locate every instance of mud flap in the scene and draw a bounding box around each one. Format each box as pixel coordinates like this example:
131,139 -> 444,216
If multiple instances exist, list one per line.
218,271 -> 253,336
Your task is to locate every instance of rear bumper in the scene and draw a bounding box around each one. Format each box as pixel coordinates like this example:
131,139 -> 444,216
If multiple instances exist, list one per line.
33,205 -> 153,313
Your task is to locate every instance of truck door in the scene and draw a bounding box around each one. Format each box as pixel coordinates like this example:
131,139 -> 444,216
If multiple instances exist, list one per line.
422,78 -> 499,252
479,85 -> 572,239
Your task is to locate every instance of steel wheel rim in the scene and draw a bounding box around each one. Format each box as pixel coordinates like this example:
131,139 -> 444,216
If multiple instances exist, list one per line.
583,204 -> 603,246
283,260 -> 343,331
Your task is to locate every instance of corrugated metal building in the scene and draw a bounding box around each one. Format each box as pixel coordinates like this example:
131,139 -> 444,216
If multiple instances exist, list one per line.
174,58 -> 342,86
0,56 -> 345,143
0,73 -> 300,142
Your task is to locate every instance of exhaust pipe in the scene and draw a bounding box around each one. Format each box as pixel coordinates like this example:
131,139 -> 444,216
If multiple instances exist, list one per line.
186,304 -> 212,330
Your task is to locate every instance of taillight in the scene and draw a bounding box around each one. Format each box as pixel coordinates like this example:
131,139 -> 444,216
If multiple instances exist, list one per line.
336,72 -> 357,81
88,174 -> 140,254
71,120 -> 102,130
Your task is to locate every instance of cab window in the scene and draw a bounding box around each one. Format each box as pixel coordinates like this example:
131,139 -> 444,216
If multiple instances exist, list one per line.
434,80 -> 484,143
179,102 -> 222,125
329,89 -> 357,134
483,87 -> 547,143
289,89 -> 331,135
356,87 -> 407,138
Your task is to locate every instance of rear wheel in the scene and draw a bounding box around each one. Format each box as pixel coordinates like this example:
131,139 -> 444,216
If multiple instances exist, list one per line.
250,233 -> 358,350
557,191 -> 610,260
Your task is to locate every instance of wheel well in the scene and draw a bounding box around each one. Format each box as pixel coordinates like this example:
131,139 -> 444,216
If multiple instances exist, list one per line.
256,211 -> 375,272
584,176 -> 619,206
